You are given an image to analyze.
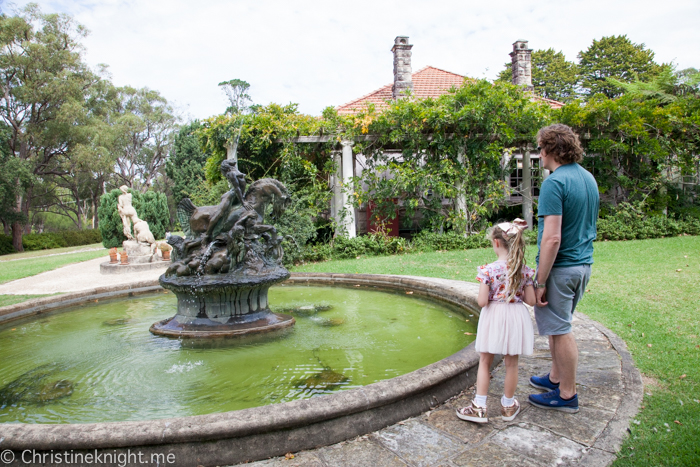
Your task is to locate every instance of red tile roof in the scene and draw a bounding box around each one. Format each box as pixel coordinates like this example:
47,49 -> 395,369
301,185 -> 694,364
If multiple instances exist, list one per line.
533,96 -> 565,109
336,66 -> 467,115
336,65 -> 564,114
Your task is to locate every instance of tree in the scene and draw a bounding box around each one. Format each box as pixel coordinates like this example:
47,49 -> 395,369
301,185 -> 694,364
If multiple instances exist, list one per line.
0,123 -> 33,235
218,79 -> 251,115
0,6 -> 95,250
110,86 -> 178,192
43,76 -> 120,230
609,66 -> 700,104
497,49 -> 579,102
578,35 -> 662,99
165,120 -> 208,204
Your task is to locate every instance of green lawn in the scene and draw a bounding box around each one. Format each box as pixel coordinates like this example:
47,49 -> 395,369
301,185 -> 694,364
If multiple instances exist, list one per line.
292,236 -> 700,466
0,294 -> 52,307
0,242 -> 105,261
0,249 -> 108,285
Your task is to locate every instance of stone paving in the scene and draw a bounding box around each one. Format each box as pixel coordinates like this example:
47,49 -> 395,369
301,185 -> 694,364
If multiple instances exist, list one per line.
240,311 -> 642,467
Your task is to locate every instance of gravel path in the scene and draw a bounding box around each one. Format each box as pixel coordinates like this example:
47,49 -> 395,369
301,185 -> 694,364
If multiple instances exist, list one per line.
0,256 -> 165,295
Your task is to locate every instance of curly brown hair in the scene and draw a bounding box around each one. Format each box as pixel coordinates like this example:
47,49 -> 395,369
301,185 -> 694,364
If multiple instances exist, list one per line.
537,124 -> 584,165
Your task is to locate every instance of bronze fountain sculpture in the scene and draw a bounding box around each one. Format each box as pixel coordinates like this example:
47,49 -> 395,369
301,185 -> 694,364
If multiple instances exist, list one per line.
150,160 -> 295,337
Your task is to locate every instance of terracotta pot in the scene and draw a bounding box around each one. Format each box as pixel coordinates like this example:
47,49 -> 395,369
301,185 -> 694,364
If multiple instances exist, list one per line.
162,250 -> 170,261
120,251 -> 129,265
109,249 -> 118,264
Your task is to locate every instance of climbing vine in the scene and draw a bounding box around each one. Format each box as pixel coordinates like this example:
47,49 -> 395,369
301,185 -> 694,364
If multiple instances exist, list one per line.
188,79 -> 700,242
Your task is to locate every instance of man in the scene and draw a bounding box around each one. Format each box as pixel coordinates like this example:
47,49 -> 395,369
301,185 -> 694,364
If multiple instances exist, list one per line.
528,124 -> 599,413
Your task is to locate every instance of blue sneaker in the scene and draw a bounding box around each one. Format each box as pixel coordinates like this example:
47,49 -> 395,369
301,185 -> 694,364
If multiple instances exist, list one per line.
528,388 -> 579,413
529,373 -> 560,391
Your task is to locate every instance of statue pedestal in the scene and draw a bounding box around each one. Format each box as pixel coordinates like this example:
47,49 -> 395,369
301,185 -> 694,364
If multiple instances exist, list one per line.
123,240 -> 153,258
150,266 -> 294,338
99,240 -> 170,274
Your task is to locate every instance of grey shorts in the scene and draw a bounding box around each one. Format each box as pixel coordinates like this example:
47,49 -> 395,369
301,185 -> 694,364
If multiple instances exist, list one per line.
534,265 -> 591,336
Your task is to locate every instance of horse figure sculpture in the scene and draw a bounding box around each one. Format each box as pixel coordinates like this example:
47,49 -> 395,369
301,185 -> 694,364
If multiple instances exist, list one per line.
167,162 -> 290,278
178,178 -> 289,242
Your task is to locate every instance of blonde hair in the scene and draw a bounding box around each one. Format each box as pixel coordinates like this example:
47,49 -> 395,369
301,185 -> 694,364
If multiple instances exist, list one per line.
488,222 -> 527,302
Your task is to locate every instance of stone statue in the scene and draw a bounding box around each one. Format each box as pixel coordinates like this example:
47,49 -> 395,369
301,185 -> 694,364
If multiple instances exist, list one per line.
117,185 -> 158,261
133,218 -> 156,245
117,185 -> 138,240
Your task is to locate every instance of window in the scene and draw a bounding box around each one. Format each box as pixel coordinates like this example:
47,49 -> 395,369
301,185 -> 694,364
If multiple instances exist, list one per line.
507,154 -> 541,198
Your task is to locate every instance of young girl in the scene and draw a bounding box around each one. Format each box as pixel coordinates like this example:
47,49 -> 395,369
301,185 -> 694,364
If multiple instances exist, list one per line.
456,219 -> 535,423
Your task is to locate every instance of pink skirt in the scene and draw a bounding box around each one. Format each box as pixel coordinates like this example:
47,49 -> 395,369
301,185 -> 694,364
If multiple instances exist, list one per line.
474,301 -> 534,356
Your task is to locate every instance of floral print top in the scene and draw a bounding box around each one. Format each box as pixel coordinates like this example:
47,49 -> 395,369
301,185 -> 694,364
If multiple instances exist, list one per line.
476,260 -> 535,303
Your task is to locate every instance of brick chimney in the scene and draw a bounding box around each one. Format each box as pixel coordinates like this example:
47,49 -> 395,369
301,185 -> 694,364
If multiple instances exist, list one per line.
392,36 -> 413,99
510,40 -> 533,91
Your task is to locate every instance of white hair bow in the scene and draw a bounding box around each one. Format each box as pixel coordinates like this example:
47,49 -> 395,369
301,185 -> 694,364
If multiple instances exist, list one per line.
497,218 -> 528,237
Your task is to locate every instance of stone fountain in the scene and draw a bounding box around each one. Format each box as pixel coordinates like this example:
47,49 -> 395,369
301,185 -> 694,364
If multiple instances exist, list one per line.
150,159 -> 294,338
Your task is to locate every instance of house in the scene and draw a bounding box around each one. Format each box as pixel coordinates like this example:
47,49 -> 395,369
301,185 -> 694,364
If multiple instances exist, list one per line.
329,37 -> 564,237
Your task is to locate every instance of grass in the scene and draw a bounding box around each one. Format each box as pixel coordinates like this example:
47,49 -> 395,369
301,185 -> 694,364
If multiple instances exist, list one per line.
0,294 -> 51,307
0,242 -> 105,261
292,236 -> 700,466
0,249 -> 108,285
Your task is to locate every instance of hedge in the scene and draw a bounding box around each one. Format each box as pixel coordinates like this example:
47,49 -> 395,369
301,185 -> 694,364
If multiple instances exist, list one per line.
0,229 -> 102,255
597,206 -> 700,241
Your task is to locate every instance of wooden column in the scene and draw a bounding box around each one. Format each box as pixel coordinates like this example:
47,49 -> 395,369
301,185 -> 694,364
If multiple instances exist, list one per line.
341,140 -> 356,238
456,150 -> 467,236
521,147 -> 533,229
332,151 -> 343,233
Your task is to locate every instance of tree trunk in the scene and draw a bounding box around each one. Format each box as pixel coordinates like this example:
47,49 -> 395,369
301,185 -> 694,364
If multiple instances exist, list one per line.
12,221 -> 24,252
92,191 -> 100,229
75,198 -> 83,230
13,192 -> 26,250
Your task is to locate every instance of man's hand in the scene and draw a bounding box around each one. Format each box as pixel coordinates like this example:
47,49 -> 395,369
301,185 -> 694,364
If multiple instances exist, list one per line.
536,286 -> 548,307
243,202 -> 254,211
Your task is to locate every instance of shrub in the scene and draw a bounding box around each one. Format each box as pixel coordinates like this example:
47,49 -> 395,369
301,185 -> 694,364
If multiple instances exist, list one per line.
597,202 -> 700,240
98,189 -> 170,248
412,231 -> 470,251
284,243 -> 332,266
274,190 -> 318,267
19,230 -> 103,251
21,233 -> 64,250
0,230 -> 104,254
332,234 -> 409,259
523,229 -> 538,245
0,234 -> 14,255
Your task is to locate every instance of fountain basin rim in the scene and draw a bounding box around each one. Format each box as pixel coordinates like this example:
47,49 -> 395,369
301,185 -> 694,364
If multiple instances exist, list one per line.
149,313 -> 295,338
0,273 -> 483,464
158,267 -> 290,293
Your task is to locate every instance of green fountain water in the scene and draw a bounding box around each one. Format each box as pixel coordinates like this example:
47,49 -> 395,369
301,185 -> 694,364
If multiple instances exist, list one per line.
0,285 -> 476,424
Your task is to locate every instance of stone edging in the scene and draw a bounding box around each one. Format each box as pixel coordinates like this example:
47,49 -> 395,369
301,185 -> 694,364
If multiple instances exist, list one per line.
0,273 -> 482,467
577,314 -> 644,466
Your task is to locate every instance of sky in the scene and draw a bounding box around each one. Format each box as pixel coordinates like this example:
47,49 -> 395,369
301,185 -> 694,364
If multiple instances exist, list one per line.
6,0 -> 700,121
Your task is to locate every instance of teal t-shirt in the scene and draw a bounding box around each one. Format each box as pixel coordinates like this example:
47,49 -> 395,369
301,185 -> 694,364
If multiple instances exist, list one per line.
536,163 -> 599,267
